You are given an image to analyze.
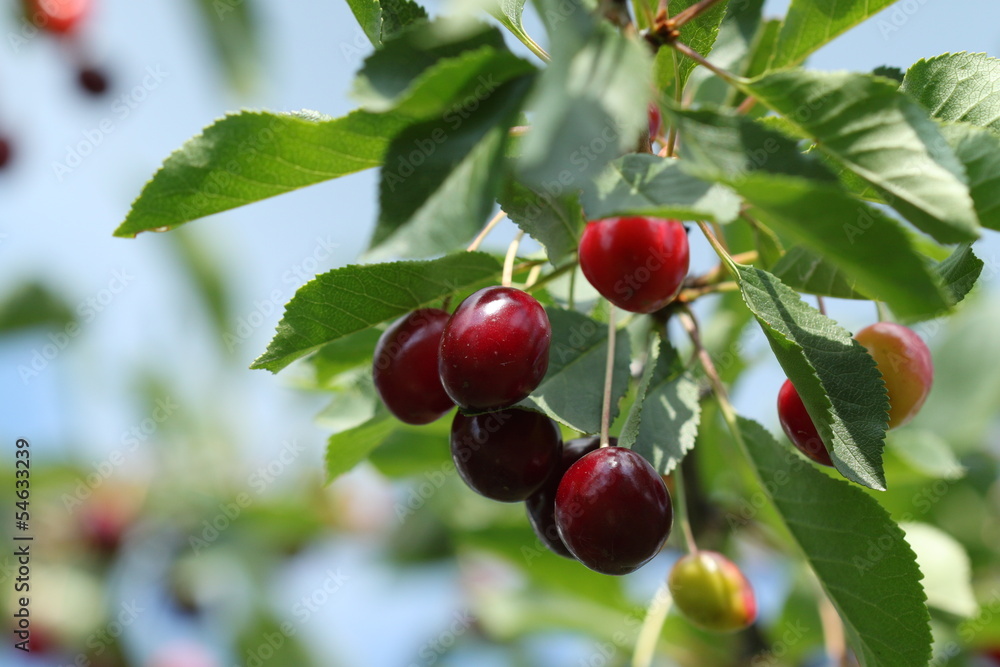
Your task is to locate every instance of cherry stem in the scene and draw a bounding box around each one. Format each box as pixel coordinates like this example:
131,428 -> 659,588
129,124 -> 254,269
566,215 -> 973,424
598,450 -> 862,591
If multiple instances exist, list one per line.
600,305 -> 618,448
670,0 -> 726,28
687,251 -> 757,287
696,220 -> 740,279
501,230 -> 524,287
678,280 -> 739,303
524,264 -> 544,288
875,300 -> 890,323
467,210 -> 508,252
567,266 -> 577,310
524,259 -> 577,294
736,95 -> 758,114
672,465 -> 699,554
630,579 -> 673,667
817,295 -> 828,317
670,40 -> 738,86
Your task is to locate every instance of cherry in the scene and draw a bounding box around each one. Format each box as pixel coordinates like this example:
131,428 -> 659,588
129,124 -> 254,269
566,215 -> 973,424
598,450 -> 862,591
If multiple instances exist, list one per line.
526,435 -> 605,558
854,322 -> 933,429
451,409 -> 561,502
78,66 -> 110,96
0,137 -> 12,170
554,446 -> 672,575
669,550 -> 757,633
648,103 -> 662,140
439,286 -> 550,411
373,309 -> 454,425
26,0 -> 90,34
777,379 -> 833,467
578,217 -> 690,313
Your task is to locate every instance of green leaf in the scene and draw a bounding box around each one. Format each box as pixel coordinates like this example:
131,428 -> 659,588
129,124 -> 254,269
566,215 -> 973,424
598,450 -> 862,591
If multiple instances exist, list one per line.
739,418 -> 932,667
253,252 -> 502,373
771,247 -> 868,300
346,0 -> 428,47
733,264 -> 890,489
368,420 -> 453,478
935,243 -> 983,305
498,178 -> 585,264
675,110 -> 953,320
368,76 -> 534,258
325,414 -> 397,482
743,70 -> 980,244
872,65 -> 904,84
653,0 -> 729,96
770,0 -> 902,69
517,308 -> 630,434
519,23 -> 652,190
619,337 -> 701,475
900,522 -> 978,618
354,24 -> 534,118
938,123 -> 1000,232
901,52 -> 1000,134
309,328 -> 385,385
581,154 -> 741,223
114,110 -> 408,237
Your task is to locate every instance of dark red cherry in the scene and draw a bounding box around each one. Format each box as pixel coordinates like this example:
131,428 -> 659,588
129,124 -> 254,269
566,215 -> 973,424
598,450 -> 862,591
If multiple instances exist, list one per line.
526,436 -> 606,558
555,446 -> 672,575
439,286 -> 550,411
0,137 -> 12,170
777,379 -> 833,467
78,66 -> 110,96
648,103 -> 662,140
373,309 -> 454,425
451,409 -> 561,502
578,217 -> 690,313
27,0 -> 90,34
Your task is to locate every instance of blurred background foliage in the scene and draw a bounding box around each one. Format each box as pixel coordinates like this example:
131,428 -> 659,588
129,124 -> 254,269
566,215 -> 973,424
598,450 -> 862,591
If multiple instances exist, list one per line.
1,1 -> 999,666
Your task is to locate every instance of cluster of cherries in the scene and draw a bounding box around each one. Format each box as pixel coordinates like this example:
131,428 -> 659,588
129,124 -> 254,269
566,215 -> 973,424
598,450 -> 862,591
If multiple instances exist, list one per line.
778,322 -> 934,466
1,0 -> 109,172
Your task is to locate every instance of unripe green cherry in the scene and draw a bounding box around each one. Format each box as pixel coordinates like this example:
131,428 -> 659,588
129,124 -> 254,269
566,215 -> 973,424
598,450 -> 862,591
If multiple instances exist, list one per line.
854,322 -> 933,429
669,551 -> 757,633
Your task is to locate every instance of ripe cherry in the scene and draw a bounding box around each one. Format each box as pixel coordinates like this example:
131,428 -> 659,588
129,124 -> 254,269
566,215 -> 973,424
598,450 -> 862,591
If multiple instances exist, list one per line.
648,103 -> 662,140
854,322 -> 933,429
526,435 -> 604,558
669,550 -> 757,633
439,286 -> 550,411
373,309 -> 454,425
451,409 -> 561,502
78,66 -> 110,96
777,379 -> 833,467
26,0 -> 90,34
555,446 -> 672,575
578,217 -> 690,314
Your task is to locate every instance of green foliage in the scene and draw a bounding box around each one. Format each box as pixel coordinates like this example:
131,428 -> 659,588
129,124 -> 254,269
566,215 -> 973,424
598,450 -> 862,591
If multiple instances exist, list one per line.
517,308 -> 631,433
619,337 -> 701,475
499,178 -> 585,264
115,110 -> 409,237
771,0 -> 902,69
901,52 -> 1000,134
732,263 -> 890,490
740,418 -> 932,667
